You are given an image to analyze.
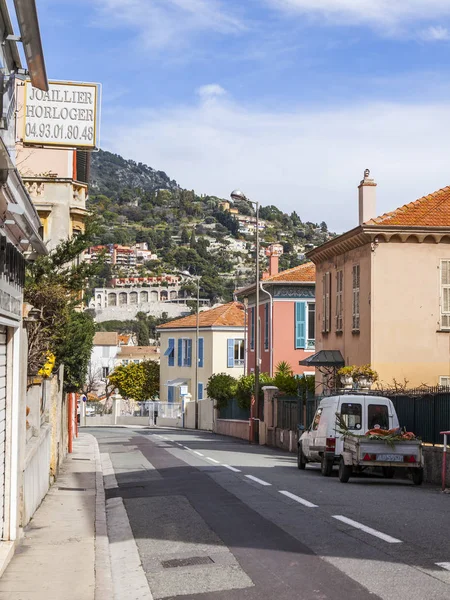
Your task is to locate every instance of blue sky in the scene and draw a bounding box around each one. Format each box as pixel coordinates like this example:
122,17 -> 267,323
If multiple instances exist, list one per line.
18,1 -> 450,230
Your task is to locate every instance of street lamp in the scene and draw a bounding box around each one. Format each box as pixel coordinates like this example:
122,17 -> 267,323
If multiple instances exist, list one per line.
230,190 -> 260,443
182,271 -> 200,430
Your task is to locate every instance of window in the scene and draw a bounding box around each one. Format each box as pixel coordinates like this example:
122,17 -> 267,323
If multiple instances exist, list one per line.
368,405 -> 389,430
440,260 -> 450,329
102,346 -> 110,358
307,303 -> 315,347
340,403 -> 362,430
336,270 -> 343,331
439,376 -> 450,387
250,307 -> 255,350
227,338 -> 245,367
322,272 -> 331,332
133,359 -> 140,364
177,338 -> 192,367
198,382 -> 204,400
311,407 -> 323,430
264,304 -> 269,350
102,367 -> 109,379
122,360 -> 129,366
198,338 -> 204,367
164,338 -> 175,367
352,264 -> 360,331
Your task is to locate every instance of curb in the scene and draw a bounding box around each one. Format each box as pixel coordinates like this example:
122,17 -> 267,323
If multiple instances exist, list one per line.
93,435 -> 114,600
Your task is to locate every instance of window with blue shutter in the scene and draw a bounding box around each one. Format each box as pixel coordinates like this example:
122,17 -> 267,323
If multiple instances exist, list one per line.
165,338 -> 175,366
295,302 -> 306,349
227,339 -> 234,368
198,337 -> 204,367
177,339 -> 183,367
168,386 -> 174,403
250,307 -> 255,350
198,382 -> 204,400
264,304 -> 269,350
187,339 -> 192,367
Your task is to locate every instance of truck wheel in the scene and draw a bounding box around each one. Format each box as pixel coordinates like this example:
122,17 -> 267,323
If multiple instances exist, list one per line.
297,444 -> 306,470
382,467 -> 395,479
411,468 -> 423,486
339,457 -> 352,483
321,456 -> 333,477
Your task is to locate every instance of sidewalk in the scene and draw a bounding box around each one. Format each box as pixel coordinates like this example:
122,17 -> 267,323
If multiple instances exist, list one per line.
0,433 -> 111,600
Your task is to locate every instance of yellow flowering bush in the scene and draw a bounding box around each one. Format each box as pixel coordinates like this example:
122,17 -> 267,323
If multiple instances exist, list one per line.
38,351 -> 56,378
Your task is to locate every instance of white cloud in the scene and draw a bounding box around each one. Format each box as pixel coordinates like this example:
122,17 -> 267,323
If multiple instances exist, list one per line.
267,1 -> 450,33
103,93 -> 450,232
93,0 -> 245,49
197,84 -> 227,99
420,25 -> 450,41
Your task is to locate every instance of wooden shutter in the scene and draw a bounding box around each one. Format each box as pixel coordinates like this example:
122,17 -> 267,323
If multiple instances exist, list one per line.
264,304 -> 269,350
187,339 -> 192,367
250,308 -> 255,350
295,302 -> 306,349
227,339 -> 235,368
177,339 -> 183,367
168,338 -> 175,366
325,272 -> 331,332
322,274 -> 326,332
168,386 -> 174,403
441,260 -> 450,329
198,338 -> 204,367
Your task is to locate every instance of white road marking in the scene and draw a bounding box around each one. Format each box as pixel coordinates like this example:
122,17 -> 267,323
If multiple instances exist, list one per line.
245,475 -> 271,486
223,464 -> 241,473
206,457 -> 220,464
436,563 -> 450,571
176,443 -> 183,446
162,437 -> 169,440
193,451 -> 204,457
333,515 -> 402,544
279,490 -> 318,508
183,445 -> 190,450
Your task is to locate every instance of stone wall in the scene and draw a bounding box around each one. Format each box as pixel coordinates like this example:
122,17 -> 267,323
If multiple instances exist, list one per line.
93,302 -> 188,323
214,419 -> 249,441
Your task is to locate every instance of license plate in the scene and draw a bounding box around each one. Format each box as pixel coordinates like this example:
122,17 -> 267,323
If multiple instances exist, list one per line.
376,454 -> 404,462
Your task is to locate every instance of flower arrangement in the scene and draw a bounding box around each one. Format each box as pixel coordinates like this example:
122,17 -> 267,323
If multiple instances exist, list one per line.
337,366 -> 354,377
337,364 -> 379,385
38,351 -> 56,378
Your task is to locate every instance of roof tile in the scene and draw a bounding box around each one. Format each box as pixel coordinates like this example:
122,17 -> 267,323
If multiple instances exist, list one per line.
157,302 -> 245,330
366,185 -> 450,227
264,262 -> 316,283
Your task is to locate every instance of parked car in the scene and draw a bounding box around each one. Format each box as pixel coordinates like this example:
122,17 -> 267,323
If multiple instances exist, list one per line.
297,394 -> 400,476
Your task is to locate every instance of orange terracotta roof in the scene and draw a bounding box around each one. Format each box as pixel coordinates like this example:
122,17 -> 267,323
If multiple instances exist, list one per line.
93,332 -> 118,346
157,302 -> 245,330
119,346 -> 159,357
264,262 -> 316,283
366,185 -> 450,227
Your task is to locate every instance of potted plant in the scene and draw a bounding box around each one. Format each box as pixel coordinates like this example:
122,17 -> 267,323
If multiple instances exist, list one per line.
337,366 -> 354,389
352,365 -> 378,390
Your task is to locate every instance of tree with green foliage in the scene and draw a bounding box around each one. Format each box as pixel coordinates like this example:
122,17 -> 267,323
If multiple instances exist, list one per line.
109,360 -> 159,401
206,373 -> 237,410
181,228 -> 190,244
59,312 -> 96,392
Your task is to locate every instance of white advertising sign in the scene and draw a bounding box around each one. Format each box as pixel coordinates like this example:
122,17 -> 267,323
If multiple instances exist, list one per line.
23,80 -> 100,149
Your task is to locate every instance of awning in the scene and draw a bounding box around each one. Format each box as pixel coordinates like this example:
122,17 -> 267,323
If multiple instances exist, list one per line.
299,350 -> 344,367
166,378 -> 189,387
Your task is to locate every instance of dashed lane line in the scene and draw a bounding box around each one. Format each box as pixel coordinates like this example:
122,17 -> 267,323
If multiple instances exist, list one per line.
436,563 -> 450,571
279,490 -> 318,508
206,457 -> 220,464
223,464 -> 241,473
333,515 -> 402,544
245,474 -> 271,486
193,451 -> 204,457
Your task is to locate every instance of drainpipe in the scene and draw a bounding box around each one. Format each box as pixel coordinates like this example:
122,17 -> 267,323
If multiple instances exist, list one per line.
259,282 -> 273,377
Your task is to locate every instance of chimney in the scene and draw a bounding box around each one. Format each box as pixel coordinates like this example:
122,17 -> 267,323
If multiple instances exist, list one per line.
358,168 -> 377,225
265,243 -> 284,278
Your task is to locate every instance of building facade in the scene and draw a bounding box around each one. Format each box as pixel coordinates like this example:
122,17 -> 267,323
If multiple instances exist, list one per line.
236,246 -> 316,377
308,170 -> 450,390
0,0 -> 48,571
157,302 -> 245,403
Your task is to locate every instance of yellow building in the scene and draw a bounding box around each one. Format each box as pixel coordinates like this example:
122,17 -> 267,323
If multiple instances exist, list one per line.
157,302 -> 245,403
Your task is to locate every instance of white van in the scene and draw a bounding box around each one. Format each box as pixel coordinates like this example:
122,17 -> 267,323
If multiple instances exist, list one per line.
297,394 -> 399,476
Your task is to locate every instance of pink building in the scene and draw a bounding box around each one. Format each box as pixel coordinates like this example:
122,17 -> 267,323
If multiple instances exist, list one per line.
236,247 -> 316,377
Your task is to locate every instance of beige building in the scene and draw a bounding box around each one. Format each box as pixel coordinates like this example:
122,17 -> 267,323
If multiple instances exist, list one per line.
308,170 -> 450,389
157,302 -> 245,403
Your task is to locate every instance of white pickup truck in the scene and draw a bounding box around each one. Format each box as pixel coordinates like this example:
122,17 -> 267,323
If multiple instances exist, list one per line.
297,393 -> 424,484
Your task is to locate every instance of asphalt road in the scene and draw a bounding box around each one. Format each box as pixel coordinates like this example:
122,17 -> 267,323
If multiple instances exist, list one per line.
92,427 -> 450,600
